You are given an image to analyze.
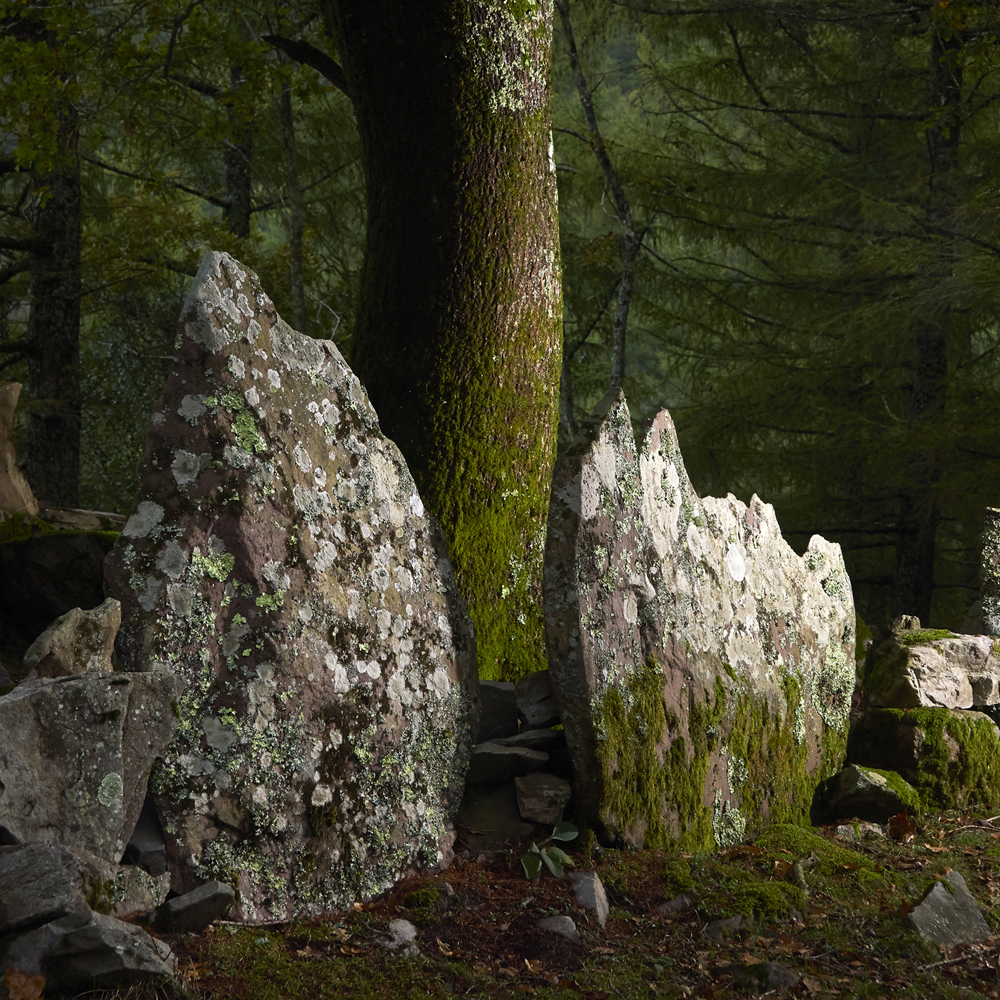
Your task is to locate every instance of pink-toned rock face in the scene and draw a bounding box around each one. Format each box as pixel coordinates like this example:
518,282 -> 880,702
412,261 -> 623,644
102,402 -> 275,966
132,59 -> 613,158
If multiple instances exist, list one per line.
544,389 -> 855,850
105,252 -> 478,922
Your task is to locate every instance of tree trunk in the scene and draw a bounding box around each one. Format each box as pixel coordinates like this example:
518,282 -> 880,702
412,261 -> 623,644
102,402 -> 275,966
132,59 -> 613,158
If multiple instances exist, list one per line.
891,25 -> 961,623
279,82 -> 308,334
328,0 -> 563,681
25,119 -> 82,507
223,65 -> 253,238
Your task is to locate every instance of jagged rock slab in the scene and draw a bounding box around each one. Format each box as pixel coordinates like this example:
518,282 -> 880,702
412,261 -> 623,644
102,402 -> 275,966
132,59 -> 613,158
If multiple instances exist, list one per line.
811,764 -> 920,824
904,870 -> 992,950
0,911 -> 174,989
0,669 -> 181,863
23,599 -> 120,680
514,772 -> 572,824
105,252 -> 478,921
0,843 -> 88,933
478,680 -> 519,742
865,628 -> 1000,709
537,915 -> 580,943
544,389 -> 855,848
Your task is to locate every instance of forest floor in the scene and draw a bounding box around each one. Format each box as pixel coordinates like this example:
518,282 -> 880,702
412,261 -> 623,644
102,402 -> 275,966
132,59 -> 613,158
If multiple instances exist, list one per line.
71,805 -> 1000,1000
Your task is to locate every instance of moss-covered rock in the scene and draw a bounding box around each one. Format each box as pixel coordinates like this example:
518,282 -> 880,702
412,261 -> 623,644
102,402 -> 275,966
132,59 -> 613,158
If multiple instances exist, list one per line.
544,390 -> 854,850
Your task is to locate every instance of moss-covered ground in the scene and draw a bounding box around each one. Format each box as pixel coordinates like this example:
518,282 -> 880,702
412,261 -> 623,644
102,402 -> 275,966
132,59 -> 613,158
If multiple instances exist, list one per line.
63,804 -> 1000,1000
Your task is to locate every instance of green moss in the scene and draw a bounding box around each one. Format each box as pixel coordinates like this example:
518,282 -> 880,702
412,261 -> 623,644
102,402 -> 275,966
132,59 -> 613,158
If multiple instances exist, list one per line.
867,767 -> 923,815
899,629 -> 957,647
0,511 -> 57,545
754,824 -> 877,876
84,874 -> 115,915
662,855 -> 694,896
855,614 -> 872,666
590,655 -> 847,852
192,550 -> 235,581
403,887 -> 442,910
865,708 -> 1000,810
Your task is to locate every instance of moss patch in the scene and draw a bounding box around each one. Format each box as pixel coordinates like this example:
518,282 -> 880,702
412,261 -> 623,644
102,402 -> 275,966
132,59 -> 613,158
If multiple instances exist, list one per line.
899,629 -> 957,647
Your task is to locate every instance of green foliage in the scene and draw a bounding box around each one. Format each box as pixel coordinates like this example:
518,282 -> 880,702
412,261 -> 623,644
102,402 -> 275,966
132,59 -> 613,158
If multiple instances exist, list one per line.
519,822 -> 579,879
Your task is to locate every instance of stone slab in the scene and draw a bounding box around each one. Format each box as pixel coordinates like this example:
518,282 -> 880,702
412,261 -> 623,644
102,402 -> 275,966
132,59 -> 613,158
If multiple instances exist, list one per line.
904,870 -> 992,950
105,252 -> 479,921
544,389 -> 855,848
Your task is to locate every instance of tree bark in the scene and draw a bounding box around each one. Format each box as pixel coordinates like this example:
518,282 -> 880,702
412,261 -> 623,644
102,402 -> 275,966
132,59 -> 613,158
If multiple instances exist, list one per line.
223,65 -> 253,238
279,82 -> 308,334
327,0 -> 563,681
891,25 -> 961,623
25,117 -> 82,507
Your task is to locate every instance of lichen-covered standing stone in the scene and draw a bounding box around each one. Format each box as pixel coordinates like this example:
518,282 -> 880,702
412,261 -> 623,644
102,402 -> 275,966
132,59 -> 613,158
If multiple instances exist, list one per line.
105,252 -> 478,921
544,389 -> 854,849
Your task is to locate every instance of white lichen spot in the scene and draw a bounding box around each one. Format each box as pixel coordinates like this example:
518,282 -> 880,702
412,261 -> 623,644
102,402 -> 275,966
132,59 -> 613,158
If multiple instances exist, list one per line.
228,356 -> 246,379
312,540 -> 338,574
325,652 -> 350,693
178,394 -> 207,423
245,387 -> 260,408
267,369 -> 282,389
155,540 -> 188,581
263,561 -> 291,592
409,494 -> 424,518
726,544 -> 746,583
311,784 -> 333,807
171,450 -> 203,488
123,501 -> 164,538
223,444 -> 252,469
98,772 -> 124,808
293,442 -> 313,474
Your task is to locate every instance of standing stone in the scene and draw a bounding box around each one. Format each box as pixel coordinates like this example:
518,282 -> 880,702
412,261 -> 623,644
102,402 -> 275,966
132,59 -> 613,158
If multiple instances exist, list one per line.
23,599 -> 120,680
544,389 -> 854,849
105,251 -> 478,922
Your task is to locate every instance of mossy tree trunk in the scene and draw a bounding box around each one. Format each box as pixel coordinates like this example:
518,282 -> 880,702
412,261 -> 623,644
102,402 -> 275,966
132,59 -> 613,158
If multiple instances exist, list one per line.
325,0 -> 563,681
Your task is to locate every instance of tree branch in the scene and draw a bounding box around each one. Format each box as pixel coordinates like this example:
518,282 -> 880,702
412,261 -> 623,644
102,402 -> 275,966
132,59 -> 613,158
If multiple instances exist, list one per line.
263,35 -> 352,99
0,256 -> 30,285
83,155 -> 229,210
0,234 -> 37,252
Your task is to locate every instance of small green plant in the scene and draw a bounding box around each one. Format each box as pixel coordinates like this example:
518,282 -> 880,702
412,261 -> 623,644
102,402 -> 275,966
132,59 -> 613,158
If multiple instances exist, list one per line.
520,822 -> 578,879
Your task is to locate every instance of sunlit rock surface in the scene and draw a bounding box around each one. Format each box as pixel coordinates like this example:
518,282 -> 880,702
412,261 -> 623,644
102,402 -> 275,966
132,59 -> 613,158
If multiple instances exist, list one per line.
105,251 -> 478,921
544,388 -> 854,849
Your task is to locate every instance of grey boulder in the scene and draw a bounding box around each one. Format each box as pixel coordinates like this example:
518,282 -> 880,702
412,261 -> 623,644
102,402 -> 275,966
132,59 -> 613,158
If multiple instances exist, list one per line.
23,599 -> 120,681
514,772 -> 572,825
152,880 -> 235,932
570,871 -> 609,927
0,667 -> 181,863
0,843 -> 88,933
516,670 -> 561,729
904,870 -> 992,950
0,911 -> 174,989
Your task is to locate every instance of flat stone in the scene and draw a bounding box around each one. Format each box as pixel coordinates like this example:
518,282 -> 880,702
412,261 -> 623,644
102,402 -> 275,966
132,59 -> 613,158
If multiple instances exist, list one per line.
154,880 -> 235,932
516,669 -> 561,729
812,764 -> 920,824
537,914 -> 580,943
23,599 -> 120,680
479,681 -> 518,741
0,668 -> 181,864
544,389 -> 855,848
904,871 -> 992,950
493,728 -> 566,752
514,772 -> 572,825
0,843 -> 88,933
466,742 -> 549,784
704,915 -> 742,942
0,911 -> 174,989
570,871 -> 609,927
104,252 -> 478,921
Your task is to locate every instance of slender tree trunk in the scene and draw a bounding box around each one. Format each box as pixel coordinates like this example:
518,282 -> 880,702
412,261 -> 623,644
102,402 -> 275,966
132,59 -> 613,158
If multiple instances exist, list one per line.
223,65 -> 253,238
892,26 -> 961,623
327,0 -> 563,681
556,0 -> 637,390
25,117 -> 82,506
279,82 -> 308,334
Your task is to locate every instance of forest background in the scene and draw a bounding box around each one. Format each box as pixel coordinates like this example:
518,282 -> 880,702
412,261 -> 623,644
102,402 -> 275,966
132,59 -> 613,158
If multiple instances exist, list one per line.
2,0 -> 999,644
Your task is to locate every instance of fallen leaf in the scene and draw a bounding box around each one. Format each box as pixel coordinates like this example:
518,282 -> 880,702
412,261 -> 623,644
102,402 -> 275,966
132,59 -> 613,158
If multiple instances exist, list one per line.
294,946 -> 315,958
436,938 -> 453,957
888,811 -> 917,843
923,844 -> 949,853
594,946 -> 615,954
5,969 -> 44,1000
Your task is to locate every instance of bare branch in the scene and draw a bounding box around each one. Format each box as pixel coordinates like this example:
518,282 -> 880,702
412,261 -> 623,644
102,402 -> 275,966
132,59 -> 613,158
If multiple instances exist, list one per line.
263,35 -> 352,99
